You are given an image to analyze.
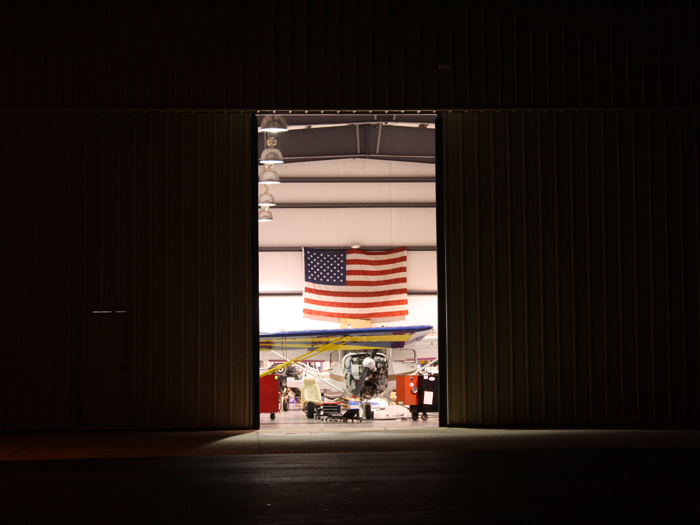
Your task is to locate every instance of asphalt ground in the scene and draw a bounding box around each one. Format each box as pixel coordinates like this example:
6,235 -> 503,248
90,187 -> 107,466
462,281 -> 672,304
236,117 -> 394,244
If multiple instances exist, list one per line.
1,446 -> 699,524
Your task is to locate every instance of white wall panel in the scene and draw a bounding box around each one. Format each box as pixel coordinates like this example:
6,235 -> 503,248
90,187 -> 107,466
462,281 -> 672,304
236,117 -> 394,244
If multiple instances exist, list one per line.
266,158 -> 434,179
285,209 -> 342,246
405,252 -> 438,290
260,208 -> 437,248
337,209 -> 394,246
389,183 -> 436,202
258,252 -> 303,292
259,295 -> 438,333
269,182 -> 435,204
390,209 -> 437,246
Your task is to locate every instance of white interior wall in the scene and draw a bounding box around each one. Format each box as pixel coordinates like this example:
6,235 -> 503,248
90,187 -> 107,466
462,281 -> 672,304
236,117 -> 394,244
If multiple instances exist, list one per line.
259,295 -> 438,333
258,158 -> 437,333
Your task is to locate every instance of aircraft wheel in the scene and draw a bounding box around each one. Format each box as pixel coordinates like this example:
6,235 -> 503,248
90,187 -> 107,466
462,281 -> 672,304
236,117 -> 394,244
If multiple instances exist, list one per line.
270,413 -> 276,420
283,399 -> 289,412
412,412 -> 419,421
421,413 -> 429,421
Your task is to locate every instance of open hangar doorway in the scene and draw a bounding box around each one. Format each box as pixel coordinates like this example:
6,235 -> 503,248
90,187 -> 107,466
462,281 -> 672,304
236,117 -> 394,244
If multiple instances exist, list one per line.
255,112 -> 441,430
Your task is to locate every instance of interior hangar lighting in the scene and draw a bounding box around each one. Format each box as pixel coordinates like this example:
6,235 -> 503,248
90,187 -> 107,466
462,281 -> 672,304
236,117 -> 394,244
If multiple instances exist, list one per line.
259,115 -> 288,133
258,207 -> 273,222
258,185 -> 276,207
260,135 -> 284,165
259,164 -> 281,184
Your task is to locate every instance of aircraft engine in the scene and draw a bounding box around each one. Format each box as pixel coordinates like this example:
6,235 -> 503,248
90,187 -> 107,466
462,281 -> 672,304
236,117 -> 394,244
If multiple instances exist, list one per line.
343,352 -> 389,399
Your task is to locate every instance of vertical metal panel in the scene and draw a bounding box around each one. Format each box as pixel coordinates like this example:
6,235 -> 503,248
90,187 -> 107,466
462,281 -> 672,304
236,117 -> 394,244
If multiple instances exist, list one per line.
0,111 -> 255,431
442,110 -> 700,425
1,1 -> 697,110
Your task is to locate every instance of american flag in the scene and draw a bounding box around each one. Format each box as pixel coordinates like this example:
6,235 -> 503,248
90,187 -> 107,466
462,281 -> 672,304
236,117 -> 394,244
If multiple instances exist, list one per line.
302,247 -> 408,320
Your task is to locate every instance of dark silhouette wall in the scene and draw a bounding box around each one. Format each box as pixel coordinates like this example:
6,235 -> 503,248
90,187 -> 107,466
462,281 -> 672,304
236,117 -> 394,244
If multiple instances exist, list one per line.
0,112 -> 257,430
442,110 -> 699,424
1,1 -> 697,111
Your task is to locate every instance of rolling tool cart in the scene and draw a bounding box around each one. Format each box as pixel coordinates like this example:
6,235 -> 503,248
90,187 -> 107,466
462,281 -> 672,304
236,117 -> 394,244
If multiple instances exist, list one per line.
396,373 -> 439,420
260,374 -> 281,420
417,373 -> 439,420
316,402 -> 342,420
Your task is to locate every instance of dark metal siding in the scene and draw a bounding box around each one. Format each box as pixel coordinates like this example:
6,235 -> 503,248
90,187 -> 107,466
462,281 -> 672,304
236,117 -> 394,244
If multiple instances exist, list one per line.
441,110 -> 700,425
1,1 -> 698,110
0,112 -> 256,430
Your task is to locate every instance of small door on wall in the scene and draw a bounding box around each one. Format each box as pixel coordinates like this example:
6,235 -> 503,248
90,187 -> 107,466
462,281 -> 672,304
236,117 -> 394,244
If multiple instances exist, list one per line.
79,312 -> 129,429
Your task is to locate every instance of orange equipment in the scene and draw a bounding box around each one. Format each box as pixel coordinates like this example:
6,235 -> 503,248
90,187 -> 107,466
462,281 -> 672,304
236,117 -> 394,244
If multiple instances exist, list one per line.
396,375 -> 419,406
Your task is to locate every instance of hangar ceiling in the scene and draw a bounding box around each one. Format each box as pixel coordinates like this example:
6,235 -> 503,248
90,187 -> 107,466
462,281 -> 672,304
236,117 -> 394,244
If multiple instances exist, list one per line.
256,114 -> 436,164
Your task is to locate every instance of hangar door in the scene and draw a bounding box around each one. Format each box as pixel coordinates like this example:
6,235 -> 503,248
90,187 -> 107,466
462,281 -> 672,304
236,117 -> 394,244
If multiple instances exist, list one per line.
0,111 -> 257,431
441,111 -> 700,426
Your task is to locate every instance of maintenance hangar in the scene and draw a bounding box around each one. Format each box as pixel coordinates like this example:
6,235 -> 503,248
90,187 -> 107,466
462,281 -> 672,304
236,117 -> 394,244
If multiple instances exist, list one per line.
1,1 -> 699,430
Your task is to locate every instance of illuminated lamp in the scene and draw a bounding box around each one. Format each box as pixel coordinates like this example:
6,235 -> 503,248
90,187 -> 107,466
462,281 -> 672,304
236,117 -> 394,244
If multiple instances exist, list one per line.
259,165 -> 280,185
259,115 -> 288,133
258,207 -> 273,222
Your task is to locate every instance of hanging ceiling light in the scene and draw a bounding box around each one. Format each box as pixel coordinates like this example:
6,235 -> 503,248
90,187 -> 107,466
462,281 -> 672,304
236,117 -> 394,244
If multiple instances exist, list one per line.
259,114 -> 288,133
258,207 -> 273,222
258,185 -> 276,207
260,135 -> 284,164
259,164 -> 280,184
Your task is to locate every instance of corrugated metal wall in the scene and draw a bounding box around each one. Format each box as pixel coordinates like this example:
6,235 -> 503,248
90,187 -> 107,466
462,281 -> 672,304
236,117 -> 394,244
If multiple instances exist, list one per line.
441,110 -> 700,425
1,1 -> 697,110
0,111 -> 257,430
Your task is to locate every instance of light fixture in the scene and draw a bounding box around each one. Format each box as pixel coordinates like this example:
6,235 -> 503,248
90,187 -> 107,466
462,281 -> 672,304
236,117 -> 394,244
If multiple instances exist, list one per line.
258,207 -> 273,222
258,185 -> 276,207
260,136 -> 284,164
259,165 -> 280,185
259,115 -> 288,133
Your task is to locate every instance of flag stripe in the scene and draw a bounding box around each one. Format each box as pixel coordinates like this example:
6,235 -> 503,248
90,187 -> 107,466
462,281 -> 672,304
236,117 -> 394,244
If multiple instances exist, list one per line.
346,277 -> 407,286
304,298 -> 408,309
346,256 -> 407,266
346,268 -> 405,277
303,308 -> 410,319
304,287 -> 408,297
347,247 -> 405,256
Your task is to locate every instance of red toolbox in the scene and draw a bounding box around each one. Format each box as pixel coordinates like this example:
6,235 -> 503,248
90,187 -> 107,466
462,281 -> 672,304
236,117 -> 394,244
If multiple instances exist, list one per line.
260,374 -> 280,419
396,375 -> 419,406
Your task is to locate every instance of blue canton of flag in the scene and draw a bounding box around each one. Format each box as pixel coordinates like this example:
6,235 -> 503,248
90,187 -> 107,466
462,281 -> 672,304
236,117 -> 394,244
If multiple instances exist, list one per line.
304,248 -> 346,285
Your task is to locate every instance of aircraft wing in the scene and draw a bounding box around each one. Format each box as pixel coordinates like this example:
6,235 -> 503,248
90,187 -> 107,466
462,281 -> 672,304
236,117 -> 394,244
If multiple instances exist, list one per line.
260,325 -> 433,353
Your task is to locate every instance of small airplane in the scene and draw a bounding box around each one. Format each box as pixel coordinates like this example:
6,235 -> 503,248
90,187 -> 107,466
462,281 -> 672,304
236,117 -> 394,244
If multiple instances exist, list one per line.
259,325 -> 433,402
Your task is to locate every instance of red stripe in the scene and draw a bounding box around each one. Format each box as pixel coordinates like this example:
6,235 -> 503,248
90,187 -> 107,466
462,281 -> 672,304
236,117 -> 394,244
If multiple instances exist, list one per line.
304,287 -> 408,297
346,247 -> 407,256
345,277 -> 407,286
346,256 -> 407,266
346,268 -> 405,277
304,298 -> 408,308
302,308 -> 409,319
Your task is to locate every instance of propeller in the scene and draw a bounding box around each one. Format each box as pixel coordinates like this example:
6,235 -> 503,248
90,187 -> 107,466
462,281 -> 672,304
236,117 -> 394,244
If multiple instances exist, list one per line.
351,349 -> 378,397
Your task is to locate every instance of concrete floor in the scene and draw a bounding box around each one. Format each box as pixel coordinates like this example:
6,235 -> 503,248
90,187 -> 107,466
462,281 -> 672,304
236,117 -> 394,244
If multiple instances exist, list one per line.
2,404 -> 697,461
2,408 -> 698,523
